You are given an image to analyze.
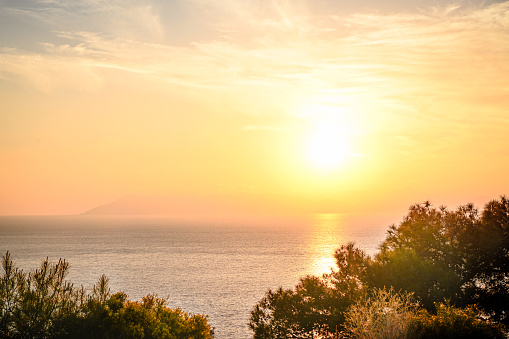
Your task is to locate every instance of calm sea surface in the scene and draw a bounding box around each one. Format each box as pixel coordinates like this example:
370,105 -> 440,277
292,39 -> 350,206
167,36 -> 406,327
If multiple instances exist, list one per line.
0,213 -> 402,338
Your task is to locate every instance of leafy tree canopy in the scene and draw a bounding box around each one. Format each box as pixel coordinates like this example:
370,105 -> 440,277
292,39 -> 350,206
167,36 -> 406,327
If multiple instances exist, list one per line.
250,196 -> 509,338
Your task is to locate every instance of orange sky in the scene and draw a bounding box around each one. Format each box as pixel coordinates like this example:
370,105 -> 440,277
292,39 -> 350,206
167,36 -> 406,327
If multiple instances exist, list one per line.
1,1 -> 508,215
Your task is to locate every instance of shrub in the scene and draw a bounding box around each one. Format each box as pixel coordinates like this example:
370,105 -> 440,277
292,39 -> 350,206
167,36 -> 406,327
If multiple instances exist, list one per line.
0,252 -> 83,338
413,302 -> 506,339
343,288 -> 419,339
0,252 -> 213,339
343,289 -> 506,339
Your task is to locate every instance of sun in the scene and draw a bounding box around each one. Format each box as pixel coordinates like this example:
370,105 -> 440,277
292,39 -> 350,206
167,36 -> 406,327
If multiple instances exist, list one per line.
301,105 -> 354,172
306,125 -> 350,171
293,99 -> 360,174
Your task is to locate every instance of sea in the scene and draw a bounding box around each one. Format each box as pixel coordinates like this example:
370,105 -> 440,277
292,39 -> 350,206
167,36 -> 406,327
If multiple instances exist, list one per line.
0,213 -> 403,338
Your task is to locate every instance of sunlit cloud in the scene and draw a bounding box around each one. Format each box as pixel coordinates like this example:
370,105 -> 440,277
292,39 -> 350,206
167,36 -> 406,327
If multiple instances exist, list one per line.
1,0 -> 508,213
2,2 -> 507,99
1,2 -> 508,140
1,1 -> 507,128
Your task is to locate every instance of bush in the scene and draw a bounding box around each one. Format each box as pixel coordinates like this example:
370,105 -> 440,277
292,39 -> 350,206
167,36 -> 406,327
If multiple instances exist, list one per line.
343,290 -> 506,339
343,288 -> 419,339
0,252 -> 83,338
413,302 -> 506,339
74,291 -> 213,339
0,252 -> 214,339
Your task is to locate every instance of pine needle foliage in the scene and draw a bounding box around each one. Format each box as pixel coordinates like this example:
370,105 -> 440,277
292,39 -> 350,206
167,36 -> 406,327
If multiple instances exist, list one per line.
0,252 -> 214,339
250,196 -> 509,338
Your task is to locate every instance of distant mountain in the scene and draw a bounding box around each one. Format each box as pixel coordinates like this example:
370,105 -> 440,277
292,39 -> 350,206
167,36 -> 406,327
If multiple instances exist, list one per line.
81,193 -> 358,217
81,195 -> 246,216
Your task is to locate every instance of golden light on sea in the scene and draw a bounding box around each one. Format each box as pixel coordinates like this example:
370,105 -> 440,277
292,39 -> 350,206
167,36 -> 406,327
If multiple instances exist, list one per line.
307,213 -> 346,277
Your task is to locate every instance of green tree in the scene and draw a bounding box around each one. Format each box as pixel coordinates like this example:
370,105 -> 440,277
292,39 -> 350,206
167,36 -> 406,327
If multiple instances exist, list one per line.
250,196 -> 509,337
0,252 -> 214,339
0,252 -> 83,338
370,197 -> 509,323
249,243 -> 368,338
367,203 -> 464,310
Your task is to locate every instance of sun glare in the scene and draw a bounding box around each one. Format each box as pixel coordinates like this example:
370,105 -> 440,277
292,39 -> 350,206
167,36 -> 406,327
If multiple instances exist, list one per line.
301,104 -> 354,172
306,125 -> 350,171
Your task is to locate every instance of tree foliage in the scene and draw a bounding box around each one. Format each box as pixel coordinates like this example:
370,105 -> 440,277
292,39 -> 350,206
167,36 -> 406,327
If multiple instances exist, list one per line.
0,252 -> 214,339
0,252 -> 83,338
249,243 -> 368,338
343,289 -> 506,339
249,275 -> 349,339
370,197 -> 509,322
250,196 -> 509,338
413,301 -> 506,339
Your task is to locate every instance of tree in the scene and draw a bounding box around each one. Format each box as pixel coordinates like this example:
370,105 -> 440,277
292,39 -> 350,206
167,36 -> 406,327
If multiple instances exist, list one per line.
370,197 -> 509,324
251,196 -> 509,337
367,203 -> 465,310
249,243 -> 369,338
0,252 -> 214,339
0,252 -> 83,338
467,197 -> 509,322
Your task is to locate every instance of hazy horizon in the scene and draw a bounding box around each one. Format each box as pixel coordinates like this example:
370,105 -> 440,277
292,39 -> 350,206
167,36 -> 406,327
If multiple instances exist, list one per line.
1,0 -> 508,216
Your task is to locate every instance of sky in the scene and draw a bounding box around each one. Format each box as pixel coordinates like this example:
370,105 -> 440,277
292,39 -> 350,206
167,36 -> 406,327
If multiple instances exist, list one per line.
1,0 -> 508,216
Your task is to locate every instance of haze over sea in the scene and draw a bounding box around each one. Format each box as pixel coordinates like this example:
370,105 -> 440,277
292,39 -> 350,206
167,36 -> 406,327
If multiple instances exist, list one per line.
0,213 -> 402,338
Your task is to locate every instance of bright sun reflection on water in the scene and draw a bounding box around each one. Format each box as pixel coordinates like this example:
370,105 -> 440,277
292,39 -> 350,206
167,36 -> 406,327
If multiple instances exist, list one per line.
308,213 -> 346,277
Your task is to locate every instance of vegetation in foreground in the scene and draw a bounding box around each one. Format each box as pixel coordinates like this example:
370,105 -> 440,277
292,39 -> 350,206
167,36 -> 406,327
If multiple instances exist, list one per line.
344,288 -> 505,339
250,196 -> 509,338
0,252 -> 213,339
2,196 -> 509,339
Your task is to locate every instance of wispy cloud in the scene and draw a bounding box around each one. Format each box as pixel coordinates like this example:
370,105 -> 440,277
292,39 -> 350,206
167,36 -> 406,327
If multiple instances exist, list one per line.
1,0 -> 509,213
1,0 -> 166,44
1,1 -> 508,118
